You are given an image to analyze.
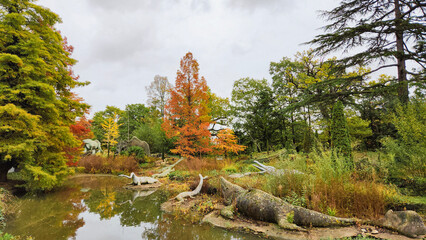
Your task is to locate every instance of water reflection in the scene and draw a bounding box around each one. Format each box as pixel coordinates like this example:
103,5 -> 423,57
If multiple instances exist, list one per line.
5,175 -> 262,240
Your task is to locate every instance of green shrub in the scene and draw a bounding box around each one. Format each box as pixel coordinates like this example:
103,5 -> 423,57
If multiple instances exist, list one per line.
0,232 -> 14,240
242,165 -> 259,173
168,170 -> 190,181
222,166 -> 238,174
327,207 -> 337,216
122,146 -> 146,163
381,100 -> 426,194
283,191 -> 307,207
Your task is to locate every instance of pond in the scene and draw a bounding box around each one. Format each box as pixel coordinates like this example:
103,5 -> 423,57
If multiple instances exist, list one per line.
4,175 -> 263,240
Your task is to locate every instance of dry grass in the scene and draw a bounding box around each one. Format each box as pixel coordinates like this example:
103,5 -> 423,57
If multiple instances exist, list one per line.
308,177 -> 396,219
78,155 -> 138,174
174,157 -> 233,172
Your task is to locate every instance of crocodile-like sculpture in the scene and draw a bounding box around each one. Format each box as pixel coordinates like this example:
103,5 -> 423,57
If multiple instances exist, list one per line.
175,174 -> 207,202
220,177 -> 356,231
119,172 -> 158,185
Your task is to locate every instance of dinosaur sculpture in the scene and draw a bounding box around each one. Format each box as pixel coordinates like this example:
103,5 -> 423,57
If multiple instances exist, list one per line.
220,177 -> 356,231
152,158 -> 183,178
229,160 -> 303,178
175,174 -> 207,202
119,172 -> 158,185
83,139 -> 102,155
116,136 -> 150,156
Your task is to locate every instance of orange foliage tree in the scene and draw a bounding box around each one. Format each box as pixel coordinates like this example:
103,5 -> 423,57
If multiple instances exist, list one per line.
162,52 -> 212,158
66,115 -> 94,166
213,128 -> 246,157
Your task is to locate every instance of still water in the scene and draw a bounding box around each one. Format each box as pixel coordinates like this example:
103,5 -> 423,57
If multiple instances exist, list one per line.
5,175 -> 262,240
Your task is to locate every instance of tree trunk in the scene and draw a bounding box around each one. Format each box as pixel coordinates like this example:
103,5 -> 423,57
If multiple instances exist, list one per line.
394,0 -> 409,104
0,161 -> 14,182
0,168 -> 8,182
291,112 -> 296,146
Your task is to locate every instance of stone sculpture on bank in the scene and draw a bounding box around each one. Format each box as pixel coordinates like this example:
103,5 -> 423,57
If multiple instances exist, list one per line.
174,174 -> 207,202
116,136 -> 150,156
119,172 -> 158,185
83,139 -> 102,155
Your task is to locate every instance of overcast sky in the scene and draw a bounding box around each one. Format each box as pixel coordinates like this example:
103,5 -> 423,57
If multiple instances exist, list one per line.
37,0 -> 339,115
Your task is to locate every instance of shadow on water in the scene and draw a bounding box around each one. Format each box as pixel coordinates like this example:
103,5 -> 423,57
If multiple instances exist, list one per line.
5,175 -> 263,240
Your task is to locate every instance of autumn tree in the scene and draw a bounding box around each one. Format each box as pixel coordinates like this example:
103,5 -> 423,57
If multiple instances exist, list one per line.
146,75 -> 171,117
308,0 -> 426,103
0,0 -> 89,190
65,115 -> 94,166
91,106 -> 124,141
101,113 -> 121,157
162,52 -> 212,158
213,128 -> 246,157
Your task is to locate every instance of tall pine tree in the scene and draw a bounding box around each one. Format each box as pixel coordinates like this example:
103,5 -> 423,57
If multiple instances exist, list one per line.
308,0 -> 426,103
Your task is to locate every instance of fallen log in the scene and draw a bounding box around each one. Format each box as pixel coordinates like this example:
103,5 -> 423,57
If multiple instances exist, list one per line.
220,177 -> 356,231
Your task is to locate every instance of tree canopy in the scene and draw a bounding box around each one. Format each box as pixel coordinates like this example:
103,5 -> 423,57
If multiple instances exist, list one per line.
0,0 -> 89,190
162,52 -> 212,158
308,0 -> 426,103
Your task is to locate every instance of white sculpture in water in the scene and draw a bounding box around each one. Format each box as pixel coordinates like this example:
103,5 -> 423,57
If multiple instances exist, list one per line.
174,174 -> 207,202
119,172 -> 159,185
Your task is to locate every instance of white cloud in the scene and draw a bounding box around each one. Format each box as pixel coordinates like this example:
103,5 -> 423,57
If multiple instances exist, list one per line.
37,0 -> 338,115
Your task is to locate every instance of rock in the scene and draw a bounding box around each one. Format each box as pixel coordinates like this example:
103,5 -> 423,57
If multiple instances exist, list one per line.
220,205 -> 235,220
376,210 -> 426,238
203,211 -> 362,240
371,229 -> 379,234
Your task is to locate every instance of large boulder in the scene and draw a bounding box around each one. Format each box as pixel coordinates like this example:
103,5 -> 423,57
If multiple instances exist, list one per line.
376,210 -> 426,238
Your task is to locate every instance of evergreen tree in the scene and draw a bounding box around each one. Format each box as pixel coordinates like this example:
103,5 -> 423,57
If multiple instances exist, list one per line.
302,126 -> 314,153
308,0 -> 426,103
331,101 -> 353,168
231,78 -> 277,152
0,0 -> 88,190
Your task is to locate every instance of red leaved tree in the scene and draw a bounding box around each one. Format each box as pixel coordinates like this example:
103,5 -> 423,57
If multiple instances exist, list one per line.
213,128 -> 246,157
65,115 -> 94,166
162,52 -> 212,158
